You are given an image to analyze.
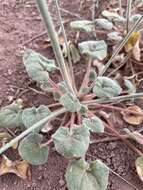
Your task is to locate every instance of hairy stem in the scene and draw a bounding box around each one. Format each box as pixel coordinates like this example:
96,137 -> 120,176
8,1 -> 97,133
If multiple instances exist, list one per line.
36,0 -> 75,95
54,0 -> 77,93
0,108 -> 66,155
126,0 -> 132,32
83,92 -> 143,105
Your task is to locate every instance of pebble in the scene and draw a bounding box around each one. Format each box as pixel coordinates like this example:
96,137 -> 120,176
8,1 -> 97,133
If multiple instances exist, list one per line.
59,178 -> 65,187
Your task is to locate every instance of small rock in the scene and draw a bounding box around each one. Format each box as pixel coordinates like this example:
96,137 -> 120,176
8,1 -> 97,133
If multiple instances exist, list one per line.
108,142 -> 117,150
59,178 -> 65,187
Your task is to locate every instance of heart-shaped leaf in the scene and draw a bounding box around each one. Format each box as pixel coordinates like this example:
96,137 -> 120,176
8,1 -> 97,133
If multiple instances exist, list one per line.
78,40 -> 107,60
93,77 -> 122,98
107,32 -> 123,42
22,105 -> 51,131
65,159 -> 109,190
23,49 -> 57,89
135,156 -> 143,182
18,133 -> 49,165
94,18 -> 113,30
52,125 -> 90,158
82,116 -> 104,133
70,20 -> 94,32
59,93 -> 81,112
0,103 -> 23,128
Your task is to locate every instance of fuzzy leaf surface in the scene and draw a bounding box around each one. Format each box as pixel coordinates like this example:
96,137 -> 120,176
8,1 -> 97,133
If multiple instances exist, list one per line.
65,159 -> 109,190
94,18 -> 113,30
22,105 -> 51,131
23,49 -> 57,88
70,20 -> 94,32
82,116 -> 104,133
78,40 -> 107,60
18,133 -> 49,165
93,77 -> 122,98
52,125 -> 90,158
0,103 -> 22,128
59,93 -> 81,112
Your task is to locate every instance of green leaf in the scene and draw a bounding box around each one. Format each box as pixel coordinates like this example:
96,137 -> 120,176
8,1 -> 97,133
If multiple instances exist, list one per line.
89,70 -> 97,82
107,32 -> 123,42
65,159 -> 109,190
22,105 -> 51,131
114,16 -> 126,25
70,20 -> 94,32
23,49 -> 57,88
52,125 -> 90,158
18,133 -> 49,165
82,116 -> 104,133
102,10 -> 120,20
135,156 -> 143,182
0,103 -> 23,128
130,14 -> 142,23
93,77 -> 122,98
78,40 -> 107,60
124,79 -> 136,94
59,93 -> 81,112
94,18 -> 113,30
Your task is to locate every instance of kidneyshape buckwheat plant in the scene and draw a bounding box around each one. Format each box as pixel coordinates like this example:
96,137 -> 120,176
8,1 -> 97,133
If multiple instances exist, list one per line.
0,0 -> 143,189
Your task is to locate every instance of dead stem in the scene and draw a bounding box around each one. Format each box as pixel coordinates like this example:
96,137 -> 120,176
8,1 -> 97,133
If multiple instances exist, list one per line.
102,115 -> 143,156
78,57 -> 92,96
70,113 -> 75,127
90,103 -> 143,117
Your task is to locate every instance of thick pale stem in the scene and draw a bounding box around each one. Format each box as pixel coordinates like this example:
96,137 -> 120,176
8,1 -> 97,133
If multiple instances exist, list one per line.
36,0 -> 75,95
83,92 -> 143,105
126,0 -> 132,32
54,0 -> 76,93
0,108 -> 66,155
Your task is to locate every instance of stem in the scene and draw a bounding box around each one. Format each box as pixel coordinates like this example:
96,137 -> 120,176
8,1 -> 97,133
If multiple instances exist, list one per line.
83,92 -> 143,105
90,103 -> 143,116
54,0 -> 77,93
118,0 -> 123,16
36,0 -> 75,95
126,0 -> 132,32
102,116 -> 143,156
78,57 -> 92,95
100,15 -> 143,76
0,108 -> 66,155
107,54 -> 130,77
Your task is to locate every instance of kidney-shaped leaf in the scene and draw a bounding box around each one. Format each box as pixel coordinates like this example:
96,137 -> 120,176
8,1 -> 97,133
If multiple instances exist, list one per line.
82,116 -> 104,133
70,20 -> 94,32
135,156 -> 143,182
23,49 -> 57,88
94,18 -> 113,30
0,103 -> 22,128
18,133 -> 49,165
78,40 -> 107,60
52,125 -> 90,158
107,32 -> 123,42
93,77 -> 122,98
59,93 -> 81,112
65,159 -> 109,190
22,105 -> 51,131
